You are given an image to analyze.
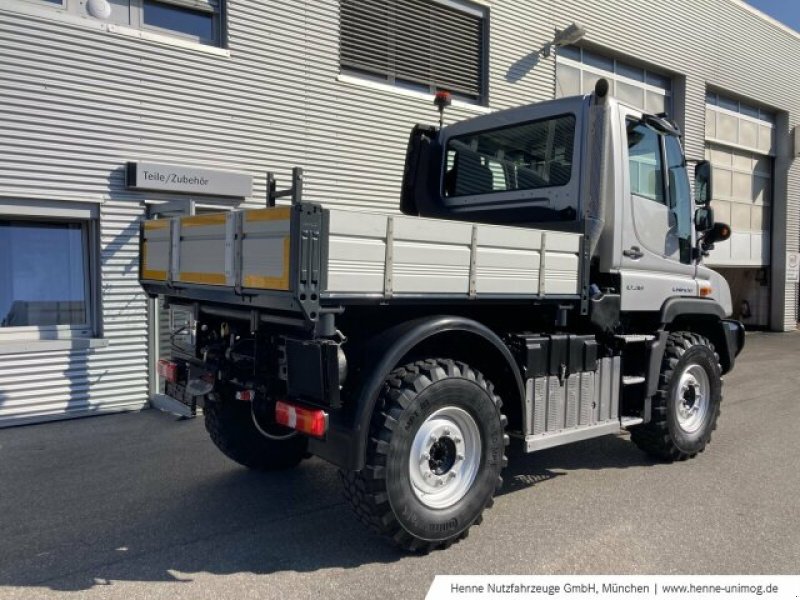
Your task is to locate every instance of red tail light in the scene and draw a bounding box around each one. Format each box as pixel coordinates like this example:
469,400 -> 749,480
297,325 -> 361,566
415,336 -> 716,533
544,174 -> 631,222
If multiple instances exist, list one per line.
157,359 -> 178,383
235,389 -> 255,402
275,401 -> 328,438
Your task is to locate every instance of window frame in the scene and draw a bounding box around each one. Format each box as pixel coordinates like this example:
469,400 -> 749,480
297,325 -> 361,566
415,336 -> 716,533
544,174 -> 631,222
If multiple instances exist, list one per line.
7,0 -> 226,48
0,210 -> 100,344
338,0 -> 489,105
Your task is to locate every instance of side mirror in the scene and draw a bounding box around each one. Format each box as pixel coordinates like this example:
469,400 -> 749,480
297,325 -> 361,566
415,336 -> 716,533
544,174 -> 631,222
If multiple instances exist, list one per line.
694,206 -> 715,232
694,160 -> 713,206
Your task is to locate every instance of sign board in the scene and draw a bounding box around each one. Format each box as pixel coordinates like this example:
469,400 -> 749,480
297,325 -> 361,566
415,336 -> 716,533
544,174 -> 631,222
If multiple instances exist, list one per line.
126,161 -> 252,198
787,252 -> 800,283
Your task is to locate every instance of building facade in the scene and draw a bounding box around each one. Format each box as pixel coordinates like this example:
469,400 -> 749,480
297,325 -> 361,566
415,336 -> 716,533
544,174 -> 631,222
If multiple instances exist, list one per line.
1,0 -> 798,426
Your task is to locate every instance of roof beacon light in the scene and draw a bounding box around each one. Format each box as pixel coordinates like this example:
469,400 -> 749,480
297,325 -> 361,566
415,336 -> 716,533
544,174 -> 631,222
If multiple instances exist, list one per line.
434,90 -> 452,128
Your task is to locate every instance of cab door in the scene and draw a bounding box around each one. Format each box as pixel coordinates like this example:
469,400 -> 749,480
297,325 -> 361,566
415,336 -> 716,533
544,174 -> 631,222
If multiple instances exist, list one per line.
618,106 -> 697,311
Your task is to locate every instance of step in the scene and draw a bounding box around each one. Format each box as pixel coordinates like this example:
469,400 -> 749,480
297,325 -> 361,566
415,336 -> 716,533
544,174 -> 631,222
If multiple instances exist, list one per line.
622,375 -> 646,385
614,334 -> 656,343
621,416 -> 644,428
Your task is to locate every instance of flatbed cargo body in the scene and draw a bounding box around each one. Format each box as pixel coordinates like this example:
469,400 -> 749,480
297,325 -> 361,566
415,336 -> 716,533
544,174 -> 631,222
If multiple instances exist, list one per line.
140,203 -> 584,326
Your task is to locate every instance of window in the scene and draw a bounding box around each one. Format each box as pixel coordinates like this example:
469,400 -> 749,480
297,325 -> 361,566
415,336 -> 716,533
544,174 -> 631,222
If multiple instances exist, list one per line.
12,0 -> 224,47
665,136 -> 693,264
0,220 -> 92,335
627,120 -> 665,204
142,0 -> 219,44
556,46 -> 672,114
445,115 -> 575,197
340,0 -> 487,102
705,92 -> 775,155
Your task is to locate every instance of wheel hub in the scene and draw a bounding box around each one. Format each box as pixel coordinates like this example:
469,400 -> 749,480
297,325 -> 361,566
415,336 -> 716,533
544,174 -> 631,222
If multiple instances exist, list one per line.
429,436 -> 457,475
675,364 -> 710,434
408,407 -> 481,509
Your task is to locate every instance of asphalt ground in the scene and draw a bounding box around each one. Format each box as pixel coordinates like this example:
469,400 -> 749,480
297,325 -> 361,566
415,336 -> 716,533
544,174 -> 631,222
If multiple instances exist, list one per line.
0,331 -> 798,599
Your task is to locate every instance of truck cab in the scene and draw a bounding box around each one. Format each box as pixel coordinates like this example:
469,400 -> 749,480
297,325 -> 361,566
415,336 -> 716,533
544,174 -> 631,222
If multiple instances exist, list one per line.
402,83 -> 734,322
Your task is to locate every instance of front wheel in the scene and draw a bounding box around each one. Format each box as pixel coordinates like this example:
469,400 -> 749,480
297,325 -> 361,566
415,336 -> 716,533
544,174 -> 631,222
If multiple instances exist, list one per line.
631,331 -> 722,461
340,359 -> 508,552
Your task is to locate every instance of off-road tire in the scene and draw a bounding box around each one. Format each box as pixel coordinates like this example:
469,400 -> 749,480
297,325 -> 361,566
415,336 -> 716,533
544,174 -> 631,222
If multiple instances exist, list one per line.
204,400 -> 308,470
340,359 -> 508,553
630,331 -> 722,461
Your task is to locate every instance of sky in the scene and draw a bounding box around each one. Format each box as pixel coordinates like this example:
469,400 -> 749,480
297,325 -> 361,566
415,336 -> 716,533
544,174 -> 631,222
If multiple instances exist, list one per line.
745,0 -> 800,33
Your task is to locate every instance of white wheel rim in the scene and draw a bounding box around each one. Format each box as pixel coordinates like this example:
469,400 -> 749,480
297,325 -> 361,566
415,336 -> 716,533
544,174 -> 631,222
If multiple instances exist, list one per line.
408,406 -> 481,510
675,364 -> 710,434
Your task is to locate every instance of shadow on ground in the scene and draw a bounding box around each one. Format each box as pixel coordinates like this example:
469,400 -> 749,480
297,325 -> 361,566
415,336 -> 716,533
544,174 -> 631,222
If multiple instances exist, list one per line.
0,411 -> 656,592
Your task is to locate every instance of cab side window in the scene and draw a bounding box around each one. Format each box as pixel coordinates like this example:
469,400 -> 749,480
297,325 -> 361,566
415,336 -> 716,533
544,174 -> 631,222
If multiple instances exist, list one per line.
665,136 -> 693,264
627,120 -> 666,205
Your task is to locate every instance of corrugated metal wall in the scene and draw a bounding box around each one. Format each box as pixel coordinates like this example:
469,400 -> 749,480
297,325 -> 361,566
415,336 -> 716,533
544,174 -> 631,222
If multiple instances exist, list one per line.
0,0 -> 798,425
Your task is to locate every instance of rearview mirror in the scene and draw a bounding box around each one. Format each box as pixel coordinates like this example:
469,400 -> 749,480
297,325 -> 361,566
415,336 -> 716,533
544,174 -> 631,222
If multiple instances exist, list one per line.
694,207 -> 715,232
694,160 -> 713,206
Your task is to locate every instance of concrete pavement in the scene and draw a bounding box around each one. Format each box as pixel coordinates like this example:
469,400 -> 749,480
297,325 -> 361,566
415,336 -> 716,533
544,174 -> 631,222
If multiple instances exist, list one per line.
0,332 -> 798,599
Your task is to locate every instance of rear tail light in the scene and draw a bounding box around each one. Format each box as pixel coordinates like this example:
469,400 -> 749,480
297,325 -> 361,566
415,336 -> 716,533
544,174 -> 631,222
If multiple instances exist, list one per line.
275,401 -> 328,438
157,359 -> 179,383
235,389 -> 255,402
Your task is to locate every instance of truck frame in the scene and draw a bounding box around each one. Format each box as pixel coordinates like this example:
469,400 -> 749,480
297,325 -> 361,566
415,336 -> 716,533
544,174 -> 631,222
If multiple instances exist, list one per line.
140,80 -> 744,552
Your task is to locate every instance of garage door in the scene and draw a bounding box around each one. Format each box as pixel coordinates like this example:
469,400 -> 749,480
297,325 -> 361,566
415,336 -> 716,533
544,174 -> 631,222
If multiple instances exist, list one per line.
555,46 -> 672,114
704,93 -> 775,327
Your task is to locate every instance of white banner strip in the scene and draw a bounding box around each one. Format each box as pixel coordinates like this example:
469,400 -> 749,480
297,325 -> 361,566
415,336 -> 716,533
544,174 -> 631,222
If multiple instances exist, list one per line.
426,576 -> 800,600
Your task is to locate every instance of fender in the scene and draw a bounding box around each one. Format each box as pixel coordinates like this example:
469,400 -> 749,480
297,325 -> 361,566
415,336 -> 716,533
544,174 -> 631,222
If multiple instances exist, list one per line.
657,296 -> 744,374
660,297 -> 726,324
309,316 -> 525,472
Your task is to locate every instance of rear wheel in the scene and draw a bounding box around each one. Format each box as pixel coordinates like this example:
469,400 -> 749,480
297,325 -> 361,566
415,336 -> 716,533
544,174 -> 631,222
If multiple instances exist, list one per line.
340,359 -> 508,552
204,399 -> 308,471
631,331 -> 722,460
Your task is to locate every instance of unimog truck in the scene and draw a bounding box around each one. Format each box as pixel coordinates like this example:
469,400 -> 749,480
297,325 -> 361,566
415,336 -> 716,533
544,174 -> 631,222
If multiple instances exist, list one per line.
139,79 -> 744,551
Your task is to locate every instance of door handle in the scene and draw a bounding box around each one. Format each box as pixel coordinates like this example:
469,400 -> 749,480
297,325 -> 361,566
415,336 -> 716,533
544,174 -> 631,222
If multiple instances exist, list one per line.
623,246 -> 644,260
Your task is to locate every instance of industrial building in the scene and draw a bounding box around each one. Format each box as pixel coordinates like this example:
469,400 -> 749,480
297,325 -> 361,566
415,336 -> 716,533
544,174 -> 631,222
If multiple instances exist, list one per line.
0,0 -> 798,425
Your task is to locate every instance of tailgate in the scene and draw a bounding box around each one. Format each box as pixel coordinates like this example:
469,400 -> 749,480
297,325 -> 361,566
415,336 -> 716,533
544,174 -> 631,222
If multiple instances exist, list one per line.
140,206 -> 293,291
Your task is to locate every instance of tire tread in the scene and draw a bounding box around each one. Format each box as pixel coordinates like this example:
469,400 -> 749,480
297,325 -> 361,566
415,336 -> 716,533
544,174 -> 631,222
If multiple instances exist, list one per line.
340,358 -> 507,553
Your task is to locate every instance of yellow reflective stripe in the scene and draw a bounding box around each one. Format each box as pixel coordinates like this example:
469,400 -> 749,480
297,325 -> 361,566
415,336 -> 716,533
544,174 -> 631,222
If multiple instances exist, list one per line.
144,219 -> 170,231
178,272 -> 227,285
181,214 -> 227,228
142,269 -> 168,280
244,206 -> 292,222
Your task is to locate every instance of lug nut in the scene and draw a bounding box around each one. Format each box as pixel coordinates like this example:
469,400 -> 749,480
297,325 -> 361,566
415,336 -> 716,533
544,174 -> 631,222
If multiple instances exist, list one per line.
421,452 -> 430,461
456,454 -> 464,461
453,437 -> 462,444
449,472 -> 457,479
444,428 -> 451,436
